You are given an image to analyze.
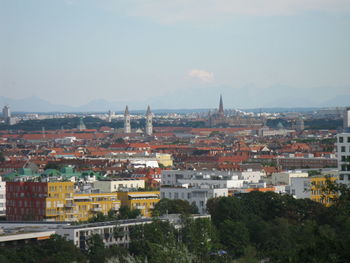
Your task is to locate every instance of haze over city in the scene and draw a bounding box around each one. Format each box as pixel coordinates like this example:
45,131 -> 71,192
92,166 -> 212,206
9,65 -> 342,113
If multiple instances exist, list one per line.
1,0 -> 350,110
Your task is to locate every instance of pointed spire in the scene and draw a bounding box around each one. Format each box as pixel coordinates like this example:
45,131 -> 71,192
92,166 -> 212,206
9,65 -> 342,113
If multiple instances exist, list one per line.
146,105 -> 151,115
124,105 -> 129,115
219,94 -> 224,114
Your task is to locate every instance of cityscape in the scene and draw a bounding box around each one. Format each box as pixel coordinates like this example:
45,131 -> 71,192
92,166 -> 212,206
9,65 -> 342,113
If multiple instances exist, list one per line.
2,0 -> 350,262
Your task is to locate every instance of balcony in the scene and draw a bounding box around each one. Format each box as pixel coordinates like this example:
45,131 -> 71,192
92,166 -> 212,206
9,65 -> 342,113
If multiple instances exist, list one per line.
65,203 -> 75,208
92,207 -> 102,212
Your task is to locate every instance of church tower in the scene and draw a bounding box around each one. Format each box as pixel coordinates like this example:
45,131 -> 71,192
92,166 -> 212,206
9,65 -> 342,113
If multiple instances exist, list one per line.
124,106 -> 131,133
218,94 -> 224,116
145,105 -> 153,136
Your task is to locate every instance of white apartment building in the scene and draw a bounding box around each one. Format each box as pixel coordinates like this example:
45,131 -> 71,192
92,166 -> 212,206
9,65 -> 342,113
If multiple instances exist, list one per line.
94,179 -> 145,192
0,177 -> 5,217
285,177 -> 311,199
337,133 -> 350,186
160,170 -> 241,214
271,171 -> 308,185
161,170 -> 244,188
161,186 -> 227,215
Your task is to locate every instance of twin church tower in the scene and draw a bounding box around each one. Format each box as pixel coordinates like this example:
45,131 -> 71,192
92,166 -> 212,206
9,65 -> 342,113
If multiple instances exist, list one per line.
124,105 -> 153,136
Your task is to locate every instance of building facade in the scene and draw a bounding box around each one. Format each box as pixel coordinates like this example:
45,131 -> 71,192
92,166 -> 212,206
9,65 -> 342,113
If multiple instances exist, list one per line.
0,177 -> 6,217
337,133 -> 350,186
6,181 -> 120,222
118,191 -> 160,217
93,179 -> 145,192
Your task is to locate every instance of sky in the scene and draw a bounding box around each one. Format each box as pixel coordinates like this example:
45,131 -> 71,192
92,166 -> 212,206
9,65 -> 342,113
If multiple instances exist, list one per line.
1,0 -> 350,109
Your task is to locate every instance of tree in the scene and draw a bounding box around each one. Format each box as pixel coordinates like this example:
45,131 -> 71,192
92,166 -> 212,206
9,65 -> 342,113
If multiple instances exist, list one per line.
152,198 -> 198,217
0,152 -> 5,162
117,206 -> 141,220
86,234 -> 106,263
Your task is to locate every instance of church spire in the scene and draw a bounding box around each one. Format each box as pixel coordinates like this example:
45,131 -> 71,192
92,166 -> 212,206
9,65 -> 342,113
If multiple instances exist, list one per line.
218,94 -> 224,115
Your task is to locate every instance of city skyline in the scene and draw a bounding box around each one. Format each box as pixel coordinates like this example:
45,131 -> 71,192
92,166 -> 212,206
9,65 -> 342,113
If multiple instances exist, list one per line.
1,0 -> 350,108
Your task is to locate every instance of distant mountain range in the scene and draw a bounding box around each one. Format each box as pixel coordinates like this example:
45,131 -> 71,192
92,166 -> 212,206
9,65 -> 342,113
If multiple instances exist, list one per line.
1,87 -> 349,113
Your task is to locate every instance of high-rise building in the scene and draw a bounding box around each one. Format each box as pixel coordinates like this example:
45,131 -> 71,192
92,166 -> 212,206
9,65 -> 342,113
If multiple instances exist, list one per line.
0,177 -> 6,217
145,105 -> 153,136
337,133 -> 350,186
77,118 -> 86,131
218,94 -> 224,117
124,106 -> 131,133
296,116 -> 305,132
344,107 -> 350,132
2,105 -> 10,120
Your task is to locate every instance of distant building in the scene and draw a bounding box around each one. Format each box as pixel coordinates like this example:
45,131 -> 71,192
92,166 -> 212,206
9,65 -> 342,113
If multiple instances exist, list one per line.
145,105 -> 153,136
296,116 -> 305,132
2,105 -> 16,125
2,105 -> 10,120
207,95 -> 263,128
77,118 -> 86,131
124,106 -> 131,134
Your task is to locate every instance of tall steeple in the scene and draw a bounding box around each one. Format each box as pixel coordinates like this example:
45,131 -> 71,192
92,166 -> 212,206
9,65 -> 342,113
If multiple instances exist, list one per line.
145,105 -> 153,136
218,94 -> 224,115
124,106 -> 131,133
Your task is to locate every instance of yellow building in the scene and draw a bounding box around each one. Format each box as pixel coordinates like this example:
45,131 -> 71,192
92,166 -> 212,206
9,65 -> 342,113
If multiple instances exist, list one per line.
118,191 -> 160,217
156,153 -> 173,167
73,192 -> 120,221
45,182 -> 120,222
310,176 -> 338,207
46,182 -> 75,221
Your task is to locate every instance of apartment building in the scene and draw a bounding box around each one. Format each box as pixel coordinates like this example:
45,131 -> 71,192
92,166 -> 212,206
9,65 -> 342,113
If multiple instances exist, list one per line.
160,170 -> 234,214
118,191 -> 160,217
337,133 -> 350,186
6,181 -> 120,222
310,175 -> 338,206
0,177 -> 5,217
93,179 -> 145,192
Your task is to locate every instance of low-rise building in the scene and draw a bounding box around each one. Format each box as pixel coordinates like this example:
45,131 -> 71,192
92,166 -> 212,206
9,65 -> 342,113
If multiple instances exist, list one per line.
310,175 -> 338,206
271,171 -> 308,185
94,179 -> 145,192
118,191 -> 160,217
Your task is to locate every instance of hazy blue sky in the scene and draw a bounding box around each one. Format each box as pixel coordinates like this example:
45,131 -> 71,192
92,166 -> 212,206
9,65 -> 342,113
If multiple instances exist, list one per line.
1,0 -> 350,109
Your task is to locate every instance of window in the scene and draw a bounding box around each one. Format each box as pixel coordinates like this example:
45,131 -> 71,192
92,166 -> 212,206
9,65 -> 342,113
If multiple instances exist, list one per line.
339,137 -> 344,143
348,137 -> 350,143
341,146 -> 346,152
340,174 -> 344,180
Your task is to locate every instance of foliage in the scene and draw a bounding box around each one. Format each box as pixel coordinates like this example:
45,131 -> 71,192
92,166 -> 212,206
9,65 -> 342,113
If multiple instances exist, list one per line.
0,151 -> 5,162
0,234 -> 86,263
207,189 -> 350,262
152,198 -> 198,217
87,207 -> 141,223
117,206 -> 141,220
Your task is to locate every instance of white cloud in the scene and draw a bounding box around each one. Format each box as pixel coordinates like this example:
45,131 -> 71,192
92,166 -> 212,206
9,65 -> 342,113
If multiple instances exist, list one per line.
188,69 -> 214,82
125,0 -> 350,24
